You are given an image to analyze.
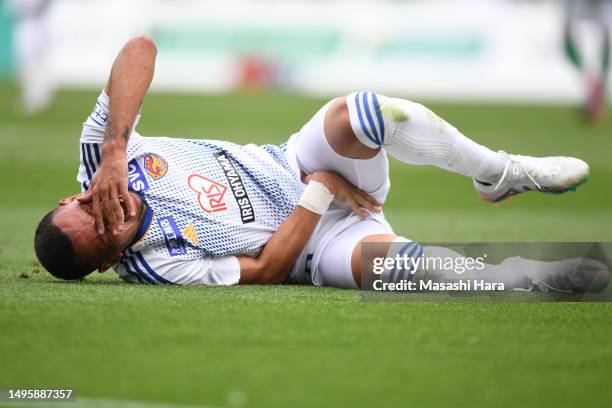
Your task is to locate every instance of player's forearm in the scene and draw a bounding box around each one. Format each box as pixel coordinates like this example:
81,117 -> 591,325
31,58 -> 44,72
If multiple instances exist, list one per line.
103,36 -> 157,154
238,206 -> 321,284
238,172 -> 377,285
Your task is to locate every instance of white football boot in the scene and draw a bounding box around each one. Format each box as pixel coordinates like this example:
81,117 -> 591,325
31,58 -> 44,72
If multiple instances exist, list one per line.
502,256 -> 610,293
473,152 -> 590,203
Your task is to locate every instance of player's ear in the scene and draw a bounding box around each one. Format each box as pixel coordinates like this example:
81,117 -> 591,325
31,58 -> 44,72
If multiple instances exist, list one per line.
58,194 -> 81,206
98,252 -> 123,273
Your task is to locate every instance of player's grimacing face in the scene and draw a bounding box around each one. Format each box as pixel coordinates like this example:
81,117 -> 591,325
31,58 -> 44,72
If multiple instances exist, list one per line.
54,195 -> 141,271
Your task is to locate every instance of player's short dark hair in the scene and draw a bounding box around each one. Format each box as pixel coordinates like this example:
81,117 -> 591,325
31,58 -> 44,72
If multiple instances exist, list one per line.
34,208 -> 96,280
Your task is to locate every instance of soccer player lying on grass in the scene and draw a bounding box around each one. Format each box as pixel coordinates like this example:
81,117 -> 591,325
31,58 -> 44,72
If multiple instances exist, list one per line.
34,36 -> 609,292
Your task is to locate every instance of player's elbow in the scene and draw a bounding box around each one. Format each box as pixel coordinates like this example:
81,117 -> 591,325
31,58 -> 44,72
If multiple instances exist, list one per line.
255,263 -> 288,285
125,35 -> 157,56
239,259 -> 284,285
255,266 -> 285,285
238,256 -> 291,285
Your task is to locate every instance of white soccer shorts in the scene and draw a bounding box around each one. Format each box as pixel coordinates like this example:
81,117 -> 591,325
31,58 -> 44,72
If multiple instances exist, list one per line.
284,99 -> 396,289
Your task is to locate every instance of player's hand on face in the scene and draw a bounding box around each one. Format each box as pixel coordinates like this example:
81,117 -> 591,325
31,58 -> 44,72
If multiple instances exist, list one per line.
305,171 -> 382,219
77,150 -> 136,235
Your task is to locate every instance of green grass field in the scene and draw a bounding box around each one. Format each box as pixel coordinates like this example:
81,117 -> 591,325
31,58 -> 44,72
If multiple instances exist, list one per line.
1,84 -> 612,407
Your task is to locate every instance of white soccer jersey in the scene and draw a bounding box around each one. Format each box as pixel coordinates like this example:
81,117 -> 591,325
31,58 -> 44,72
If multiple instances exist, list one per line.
78,91 -> 305,285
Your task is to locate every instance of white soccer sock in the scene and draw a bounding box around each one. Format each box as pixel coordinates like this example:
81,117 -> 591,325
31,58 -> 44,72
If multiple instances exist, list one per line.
413,246 -> 529,290
346,92 -> 507,180
378,243 -> 529,290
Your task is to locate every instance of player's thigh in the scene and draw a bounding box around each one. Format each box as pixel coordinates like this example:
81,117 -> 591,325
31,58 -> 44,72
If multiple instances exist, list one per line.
317,219 -> 395,289
294,100 -> 390,203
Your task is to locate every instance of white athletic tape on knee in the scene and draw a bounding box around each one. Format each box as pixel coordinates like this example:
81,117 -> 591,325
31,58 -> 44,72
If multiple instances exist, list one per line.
346,91 -> 388,149
298,181 -> 334,215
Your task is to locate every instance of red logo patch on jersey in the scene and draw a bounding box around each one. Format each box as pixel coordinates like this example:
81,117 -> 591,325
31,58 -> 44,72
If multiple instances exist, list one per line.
188,174 -> 228,213
144,153 -> 168,180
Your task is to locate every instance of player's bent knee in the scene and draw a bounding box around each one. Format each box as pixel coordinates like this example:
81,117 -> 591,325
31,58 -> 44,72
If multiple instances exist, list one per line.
324,96 -> 379,159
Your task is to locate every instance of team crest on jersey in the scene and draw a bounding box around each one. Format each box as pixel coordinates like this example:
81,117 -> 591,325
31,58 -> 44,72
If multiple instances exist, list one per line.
144,153 -> 168,180
188,174 -> 228,213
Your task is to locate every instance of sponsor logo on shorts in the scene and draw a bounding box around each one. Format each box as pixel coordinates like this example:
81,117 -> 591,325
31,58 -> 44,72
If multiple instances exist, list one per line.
157,216 -> 186,257
188,174 -> 228,213
144,153 -> 168,180
128,159 -> 149,192
214,152 -> 255,224
305,254 -> 314,275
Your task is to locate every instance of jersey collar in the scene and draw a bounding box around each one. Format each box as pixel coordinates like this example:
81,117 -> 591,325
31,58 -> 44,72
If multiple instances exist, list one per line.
128,194 -> 154,250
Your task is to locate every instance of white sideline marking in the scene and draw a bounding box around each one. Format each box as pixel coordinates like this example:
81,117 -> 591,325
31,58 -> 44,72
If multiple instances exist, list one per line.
0,397 -> 220,408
